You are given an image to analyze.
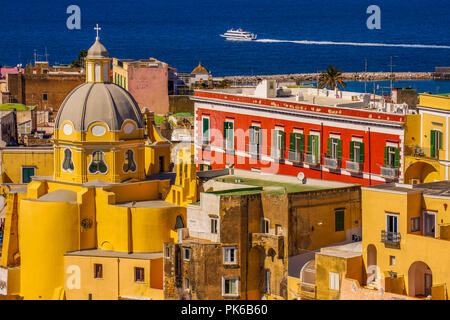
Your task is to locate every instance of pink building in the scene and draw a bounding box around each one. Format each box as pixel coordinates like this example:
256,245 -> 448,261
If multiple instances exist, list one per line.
112,58 -> 177,115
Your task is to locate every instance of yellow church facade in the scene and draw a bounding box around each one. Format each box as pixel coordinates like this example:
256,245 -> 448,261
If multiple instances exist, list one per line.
0,30 -> 198,300
404,93 -> 450,184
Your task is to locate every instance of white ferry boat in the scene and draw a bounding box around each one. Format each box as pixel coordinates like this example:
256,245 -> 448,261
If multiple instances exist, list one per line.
220,28 -> 257,41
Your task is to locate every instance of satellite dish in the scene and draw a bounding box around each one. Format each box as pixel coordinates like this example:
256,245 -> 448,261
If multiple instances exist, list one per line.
297,172 -> 307,184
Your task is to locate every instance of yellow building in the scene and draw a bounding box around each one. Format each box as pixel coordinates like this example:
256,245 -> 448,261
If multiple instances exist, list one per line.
0,30 -> 198,300
404,93 -> 450,184
361,181 -> 450,300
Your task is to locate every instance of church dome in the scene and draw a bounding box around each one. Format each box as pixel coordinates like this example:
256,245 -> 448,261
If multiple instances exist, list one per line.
191,62 -> 209,74
55,82 -> 144,132
87,38 -> 109,59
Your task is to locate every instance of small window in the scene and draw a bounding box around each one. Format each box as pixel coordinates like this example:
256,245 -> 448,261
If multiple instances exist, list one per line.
261,219 -> 270,234
62,148 -> 75,172
329,272 -> 340,291
210,218 -> 218,234
223,277 -> 239,296
223,247 -> 237,264
88,151 -> 108,174
123,150 -> 137,173
264,269 -> 271,294
184,247 -> 191,261
135,267 -> 145,282
42,93 -> 48,101
335,210 -> 345,232
411,217 -> 421,232
165,246 -> 171,258
184,278 -> 190,290
22,167 -> 35,184
389,256 -> 396,266
94,264 -> 103,279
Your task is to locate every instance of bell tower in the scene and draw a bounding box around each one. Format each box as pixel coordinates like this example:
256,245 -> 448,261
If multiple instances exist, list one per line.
85,24 -> 111,83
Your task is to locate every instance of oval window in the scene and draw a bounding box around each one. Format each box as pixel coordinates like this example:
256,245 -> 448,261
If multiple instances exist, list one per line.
63,123 -> 73,135
123,123 -> 135,135
91,125 -> 106,136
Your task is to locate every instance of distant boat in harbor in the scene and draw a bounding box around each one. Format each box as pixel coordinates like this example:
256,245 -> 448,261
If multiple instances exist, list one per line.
220,28 -> 257,41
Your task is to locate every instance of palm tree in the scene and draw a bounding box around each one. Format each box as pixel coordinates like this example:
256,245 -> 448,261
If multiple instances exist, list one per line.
318,65 -> 346,90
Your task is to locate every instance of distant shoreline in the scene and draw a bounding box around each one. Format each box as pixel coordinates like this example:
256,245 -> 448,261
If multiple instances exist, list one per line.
221,72 -> 446,83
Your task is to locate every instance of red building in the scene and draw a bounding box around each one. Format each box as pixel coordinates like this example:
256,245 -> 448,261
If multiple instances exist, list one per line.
192,84 -> 406,186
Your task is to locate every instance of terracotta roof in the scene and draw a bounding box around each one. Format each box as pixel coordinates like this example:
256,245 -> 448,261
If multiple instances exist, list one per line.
191,62 -> 209,74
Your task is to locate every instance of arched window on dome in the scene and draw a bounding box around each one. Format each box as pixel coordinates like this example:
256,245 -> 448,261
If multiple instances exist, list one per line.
62,148 -> 75,172
123,150 -> 137,173
88,151 -> 108,174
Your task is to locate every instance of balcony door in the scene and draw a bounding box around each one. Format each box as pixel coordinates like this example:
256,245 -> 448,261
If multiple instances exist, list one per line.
423,211 -> 436,238
386,214 -> 398,233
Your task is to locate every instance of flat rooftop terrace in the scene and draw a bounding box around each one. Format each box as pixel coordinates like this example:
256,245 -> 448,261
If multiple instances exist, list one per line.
364,181 -> 450,198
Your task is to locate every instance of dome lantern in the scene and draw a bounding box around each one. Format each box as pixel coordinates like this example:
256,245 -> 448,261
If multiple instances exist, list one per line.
85,24 -> 111,83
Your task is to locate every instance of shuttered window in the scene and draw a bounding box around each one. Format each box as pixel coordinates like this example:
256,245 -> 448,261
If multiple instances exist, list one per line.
327,138 -> 342,159
224,121 -> 234,150
307,135 -> 319,157
335,210 -> 345,232
202,117 -> 210,145
289,133 -> 305,153
350,141 -> 364,163
430,130 -> 442,158
384,146 -> 400,168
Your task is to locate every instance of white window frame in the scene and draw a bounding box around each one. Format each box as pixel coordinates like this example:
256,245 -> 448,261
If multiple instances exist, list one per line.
223,246 -> 237,265
224,119 -> 234,151
202,116 -> 210,145
210,217 -> 218,235
184,247 -> 191,261
261,218 -> 270,234
329,272 -> 340,291
423,211 -> 436,238
389,255 -> 396,266
222,277 -> 239,297
386,213 -> 399,234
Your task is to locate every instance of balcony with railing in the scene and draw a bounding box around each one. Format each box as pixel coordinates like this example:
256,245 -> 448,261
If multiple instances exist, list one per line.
380,166 -> 399,179
381,230 -> 401,247
271,147 -> 285,161
346,160 -> 363,174
324,157 -> 341,170
404,145 -> 443,161
298,282 -> 317,300
288,151 -> 303,163
247,143 -> 262,158
304,153 -> 319,166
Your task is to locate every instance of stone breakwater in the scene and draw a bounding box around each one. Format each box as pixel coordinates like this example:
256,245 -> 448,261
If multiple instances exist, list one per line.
222,72 -> 434,84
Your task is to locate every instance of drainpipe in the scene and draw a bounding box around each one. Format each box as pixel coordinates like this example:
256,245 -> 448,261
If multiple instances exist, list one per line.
368,127 -> 372,186
321,122 -> 324,180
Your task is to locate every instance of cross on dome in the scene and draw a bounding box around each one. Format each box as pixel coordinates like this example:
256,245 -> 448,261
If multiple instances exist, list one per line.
94,24 -> 101,40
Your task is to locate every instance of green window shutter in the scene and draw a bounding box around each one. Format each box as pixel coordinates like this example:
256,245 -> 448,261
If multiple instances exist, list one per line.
249,126 -> 254,144
307,135 -> 312,154
384,146 -> 388,166
281,131 -> 285,150
289,133 -> 296,151
394,147 -> 400,168
223,122 -> 227,139
335,211 -> 345,232
258,127 -> 262,145
314,136 -> 319,157
327,138 -> 332,157
430,130 -> 436,158
438,131 -> 443,150
359,142 -> 365,163
272,130 -> 277,149
203,118 -> 209,144
228,122 -> 233,145
350,141 -> 354,162
300,134 -> 305,154
337,139 -> 342,159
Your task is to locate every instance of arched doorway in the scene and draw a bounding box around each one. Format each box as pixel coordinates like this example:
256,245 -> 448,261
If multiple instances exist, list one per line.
366,244 -> 377,285
404,161 -> 439,184
299,259 -> 316,298
408,261 -> 432,297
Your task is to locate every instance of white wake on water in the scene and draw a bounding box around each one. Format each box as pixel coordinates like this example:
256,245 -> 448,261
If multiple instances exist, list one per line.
255,39 -> 450,49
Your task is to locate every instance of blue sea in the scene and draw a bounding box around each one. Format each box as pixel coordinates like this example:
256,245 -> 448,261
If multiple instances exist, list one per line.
1,0 -> 450,93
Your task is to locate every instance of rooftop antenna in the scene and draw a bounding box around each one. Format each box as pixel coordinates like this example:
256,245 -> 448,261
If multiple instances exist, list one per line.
389,56 -> 396,92
364,58 -> 368,93
34,49 -> 37,64
44,47 -> 49,62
